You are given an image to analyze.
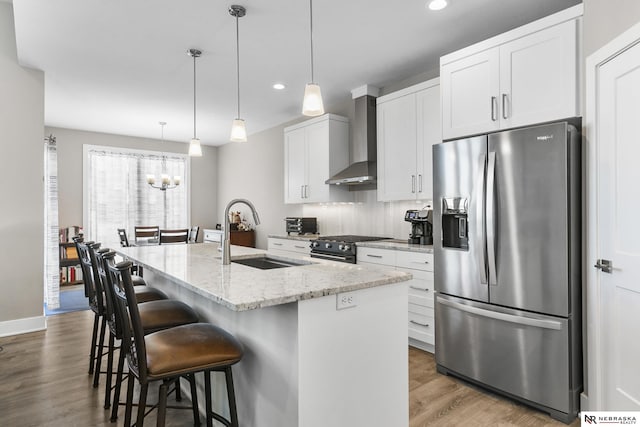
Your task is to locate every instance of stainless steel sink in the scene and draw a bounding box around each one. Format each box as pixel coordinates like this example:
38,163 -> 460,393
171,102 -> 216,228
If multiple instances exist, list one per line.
232,255 -> 311,270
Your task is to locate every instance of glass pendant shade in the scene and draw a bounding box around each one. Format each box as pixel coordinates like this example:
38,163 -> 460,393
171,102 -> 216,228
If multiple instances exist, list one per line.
230,118 -> 247,142
189,138 -> 202,157
302,83 -> 324,116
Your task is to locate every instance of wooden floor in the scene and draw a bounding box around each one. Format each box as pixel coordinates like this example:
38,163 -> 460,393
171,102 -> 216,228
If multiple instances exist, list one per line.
0,310 -> 579,426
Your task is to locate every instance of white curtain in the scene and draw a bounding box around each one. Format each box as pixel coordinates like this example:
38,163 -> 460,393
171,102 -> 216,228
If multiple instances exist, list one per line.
85,146 -> 188,245
44,135 -> 60,309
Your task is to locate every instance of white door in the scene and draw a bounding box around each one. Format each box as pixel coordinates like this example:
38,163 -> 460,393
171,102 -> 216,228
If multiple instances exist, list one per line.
591,37 -> 640,410
441,47 -> 500,140
499,19 -> 578,129
377,93 -> 418,201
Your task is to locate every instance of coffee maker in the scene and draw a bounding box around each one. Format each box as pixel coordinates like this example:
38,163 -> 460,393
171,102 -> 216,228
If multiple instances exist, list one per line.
404,208 -> 433,245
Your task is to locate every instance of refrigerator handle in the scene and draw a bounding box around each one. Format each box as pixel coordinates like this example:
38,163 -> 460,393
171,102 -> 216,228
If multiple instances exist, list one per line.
437,297 -> 563,330
475,153 -> 488,284
486,152 -> 497,286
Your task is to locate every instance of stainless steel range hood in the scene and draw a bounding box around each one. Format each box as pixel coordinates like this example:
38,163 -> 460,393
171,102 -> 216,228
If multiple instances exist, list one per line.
325,86 -> 378,186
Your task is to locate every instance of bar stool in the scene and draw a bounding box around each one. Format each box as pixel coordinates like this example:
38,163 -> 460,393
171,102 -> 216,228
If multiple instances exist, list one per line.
96,249 -> 200,420
76,241 -> 168,384
108,260 -> 243,427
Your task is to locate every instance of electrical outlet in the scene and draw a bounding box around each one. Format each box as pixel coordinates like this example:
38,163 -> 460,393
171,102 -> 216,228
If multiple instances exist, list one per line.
336,292 -> 357,310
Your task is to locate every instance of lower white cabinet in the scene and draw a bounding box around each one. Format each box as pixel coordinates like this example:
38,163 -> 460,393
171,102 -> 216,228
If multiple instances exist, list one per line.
203,229 -> 223,243
357,246 -> 435,352
268,238 -> 311,259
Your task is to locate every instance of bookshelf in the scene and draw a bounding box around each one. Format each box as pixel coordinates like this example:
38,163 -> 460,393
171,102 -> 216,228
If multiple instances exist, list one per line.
59,226 -> 83,286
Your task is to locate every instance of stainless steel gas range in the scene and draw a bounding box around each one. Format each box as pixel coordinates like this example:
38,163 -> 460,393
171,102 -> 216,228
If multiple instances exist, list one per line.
309,235 -> 389,264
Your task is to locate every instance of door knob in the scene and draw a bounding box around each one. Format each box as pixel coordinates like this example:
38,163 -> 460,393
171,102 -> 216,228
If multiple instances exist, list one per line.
594,259 -> 612,273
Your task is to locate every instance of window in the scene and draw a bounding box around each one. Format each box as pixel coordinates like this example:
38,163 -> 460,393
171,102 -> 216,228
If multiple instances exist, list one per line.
83,145 -> 190,245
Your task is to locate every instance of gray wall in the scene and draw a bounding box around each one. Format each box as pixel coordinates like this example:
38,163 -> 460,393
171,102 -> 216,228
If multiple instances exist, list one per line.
583,0 -> 640,56
0,3 -> 45,324
46,127 -> 219,242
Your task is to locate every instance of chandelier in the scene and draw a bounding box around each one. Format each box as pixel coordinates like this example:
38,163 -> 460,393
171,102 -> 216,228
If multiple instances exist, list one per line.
146,121 -> 181,191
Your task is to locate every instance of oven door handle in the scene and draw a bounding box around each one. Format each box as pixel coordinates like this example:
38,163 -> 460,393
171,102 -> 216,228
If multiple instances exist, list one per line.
310,252 -> 353,263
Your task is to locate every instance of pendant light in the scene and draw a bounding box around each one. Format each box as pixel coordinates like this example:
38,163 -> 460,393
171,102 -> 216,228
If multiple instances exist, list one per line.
302,0 -> 324,116
147,122 -> 181,191
229,5 -> 248,142
188,48 -> 203,157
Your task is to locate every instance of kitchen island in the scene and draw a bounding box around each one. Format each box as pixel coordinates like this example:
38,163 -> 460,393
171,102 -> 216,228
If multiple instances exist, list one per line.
117,243 -> 411,427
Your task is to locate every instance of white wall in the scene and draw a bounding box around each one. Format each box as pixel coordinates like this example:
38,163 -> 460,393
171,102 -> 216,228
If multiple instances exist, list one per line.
0,2 -> 45,330
46,126 -> 219,242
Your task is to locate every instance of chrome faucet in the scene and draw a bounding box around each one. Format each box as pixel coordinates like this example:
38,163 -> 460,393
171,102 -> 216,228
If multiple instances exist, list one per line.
222,198 -> 261,265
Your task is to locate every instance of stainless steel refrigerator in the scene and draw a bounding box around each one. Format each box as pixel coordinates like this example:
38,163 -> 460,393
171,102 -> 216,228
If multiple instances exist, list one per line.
433,119 -> 582,423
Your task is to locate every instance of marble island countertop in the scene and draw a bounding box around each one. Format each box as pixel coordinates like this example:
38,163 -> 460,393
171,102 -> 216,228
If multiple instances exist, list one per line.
117,243 -> 411,312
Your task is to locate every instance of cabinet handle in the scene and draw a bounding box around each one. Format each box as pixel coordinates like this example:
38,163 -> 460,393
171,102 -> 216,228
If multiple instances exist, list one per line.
366,254 -> 383,258
418,174 -> 423,193
411,175 -> 416,193
410,320 -> 430,327
294,245 -> 306,249
301,185 -> 304,199
305,185 -> 309,199
491,96 -> 497,121
412,260 -> 430,265
273,243 -> 284,246
502,94 -> 508,119
409,285 -> 430,292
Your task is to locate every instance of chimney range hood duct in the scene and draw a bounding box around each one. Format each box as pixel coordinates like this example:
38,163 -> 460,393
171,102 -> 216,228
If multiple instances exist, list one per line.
325,86 -> 379,186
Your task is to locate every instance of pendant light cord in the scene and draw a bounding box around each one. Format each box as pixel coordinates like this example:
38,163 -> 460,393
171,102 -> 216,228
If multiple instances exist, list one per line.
193,53 -> 197,139
236,13 -> 241,119
309,0 -> 315,83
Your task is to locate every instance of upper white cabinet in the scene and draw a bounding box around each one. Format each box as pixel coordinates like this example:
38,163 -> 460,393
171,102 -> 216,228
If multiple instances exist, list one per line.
284,114 -> 351,204
377,78 -> 440,202
441,6 -> 581,140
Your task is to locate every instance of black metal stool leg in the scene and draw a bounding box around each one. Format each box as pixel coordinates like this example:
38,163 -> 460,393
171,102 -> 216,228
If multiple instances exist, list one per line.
104,333 -> 115,409
204,371 -> 213,427
88,313 -> 99,374
225,367 -> 239,427
189,374 -> 201,426
93,315 -> 107,388
110,347 -> 126,421
124,372 -> 135,427
157,382 -> 168,427
136,382 -> 149,427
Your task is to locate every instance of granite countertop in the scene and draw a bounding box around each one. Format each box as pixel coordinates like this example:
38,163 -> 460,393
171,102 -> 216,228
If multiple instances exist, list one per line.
357,239 -> 434,254
268,234 -> 319,241
117,243 -> 410,312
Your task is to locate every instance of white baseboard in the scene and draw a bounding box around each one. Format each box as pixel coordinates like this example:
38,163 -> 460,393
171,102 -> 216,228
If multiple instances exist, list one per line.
0,316 -> 47,337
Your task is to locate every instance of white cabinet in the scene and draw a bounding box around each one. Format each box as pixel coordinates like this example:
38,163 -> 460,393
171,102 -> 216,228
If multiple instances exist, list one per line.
377,78 -> 440,202
268,237 -> 310,259
357,246 -> 435,352
284,114 -> 352,204
441,9 -> 580,140
203,229 -> 223,243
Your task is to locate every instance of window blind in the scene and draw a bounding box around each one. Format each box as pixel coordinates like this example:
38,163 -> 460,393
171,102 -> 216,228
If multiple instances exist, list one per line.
85,146 -> 189,245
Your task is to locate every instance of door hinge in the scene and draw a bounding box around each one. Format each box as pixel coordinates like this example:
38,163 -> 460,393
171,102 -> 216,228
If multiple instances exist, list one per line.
594,259 -> 612,273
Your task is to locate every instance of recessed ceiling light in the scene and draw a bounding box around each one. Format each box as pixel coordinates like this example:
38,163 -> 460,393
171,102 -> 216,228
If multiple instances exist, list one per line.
273,83 -> 286,90
427,0 -> 448,11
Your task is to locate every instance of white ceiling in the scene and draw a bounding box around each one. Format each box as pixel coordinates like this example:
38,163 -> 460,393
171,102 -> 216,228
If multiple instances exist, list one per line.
12,0 -> 581,146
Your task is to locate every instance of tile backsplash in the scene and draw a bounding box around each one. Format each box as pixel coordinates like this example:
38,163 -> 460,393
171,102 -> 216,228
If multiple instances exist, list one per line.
301,189 -> 432,239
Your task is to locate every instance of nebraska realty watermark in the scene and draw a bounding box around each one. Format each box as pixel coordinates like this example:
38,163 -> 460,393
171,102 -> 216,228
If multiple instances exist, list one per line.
582,412 -> 640,425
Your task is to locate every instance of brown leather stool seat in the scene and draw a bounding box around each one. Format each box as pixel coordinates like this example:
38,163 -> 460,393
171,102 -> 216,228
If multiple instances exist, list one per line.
144,323 -> 242,377
138,299 -> 200,334
133,285 -> 167,303
131,275 -> 147,286
108,261 -> 244,427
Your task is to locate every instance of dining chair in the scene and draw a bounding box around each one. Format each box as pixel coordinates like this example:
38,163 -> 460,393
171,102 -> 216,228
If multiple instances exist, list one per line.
134,226 -> 159,244
159,228 -> 189,245
188,226 -> 200,243
117,228 -> 130,247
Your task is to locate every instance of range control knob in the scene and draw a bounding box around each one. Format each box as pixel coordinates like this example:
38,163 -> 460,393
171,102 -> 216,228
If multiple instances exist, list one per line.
310,242 -> 319,248
338,244 -> 345,251
343,244 -> 351,252
325,243 -> 332,249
